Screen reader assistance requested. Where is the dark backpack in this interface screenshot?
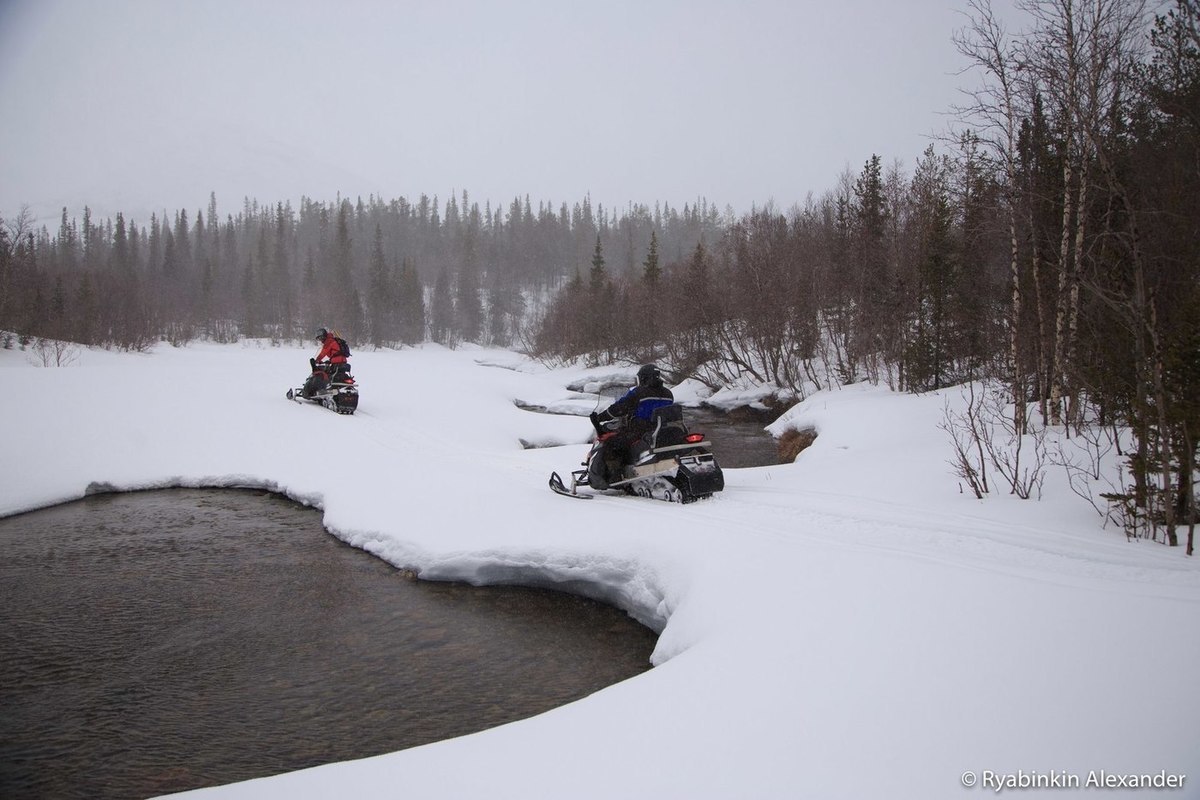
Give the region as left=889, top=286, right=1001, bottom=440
left=334, top=336, right=351, bottom=357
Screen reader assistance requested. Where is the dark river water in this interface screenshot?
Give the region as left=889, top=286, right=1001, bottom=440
left=0, top=489, right=658, bottom=800
left=683, top=407, right=781, bottom=469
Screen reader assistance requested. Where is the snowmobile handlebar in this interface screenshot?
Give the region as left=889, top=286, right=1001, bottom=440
left=588, top=411, right=621, bottom=437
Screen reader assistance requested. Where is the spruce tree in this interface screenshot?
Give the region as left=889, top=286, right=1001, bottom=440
left=271, top=205, right=294, bottom=339
left=397, top=258, right=425, bottom=345
left=333, top=200, right=358, bottom=336
left=74, top=271, right=96, bottom=344
left=642, top=230, right=661, bottom=287
left=455, top=265, right=484, bottom=344
left=366, top=224, right=393, bottom=346
left=430, top=268, right=454, bottom=346
left=589, top=235, right=606, bottom=293
left=241, top=254, right=262, bottom=338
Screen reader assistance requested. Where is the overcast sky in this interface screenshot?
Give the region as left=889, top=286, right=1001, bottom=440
left=0, top=0, right=1004, bottom=226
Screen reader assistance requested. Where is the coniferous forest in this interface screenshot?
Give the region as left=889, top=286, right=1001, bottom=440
left=1, top=0, right=1197, bottom=550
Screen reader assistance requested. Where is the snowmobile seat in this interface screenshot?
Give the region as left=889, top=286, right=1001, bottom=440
left=646, top=404, right=688, bottom=449
left=302, top=371, right=329, bottom=398
left=326, top=363, right=353, bottom=384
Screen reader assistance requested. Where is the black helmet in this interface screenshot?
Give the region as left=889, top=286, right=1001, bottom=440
left=315, top=327, right=328, bottom=342
left=636, top=364, right=662, bottom=386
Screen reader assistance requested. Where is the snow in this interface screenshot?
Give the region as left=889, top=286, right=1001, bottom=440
left=2, top=339, right=1197, bottom=800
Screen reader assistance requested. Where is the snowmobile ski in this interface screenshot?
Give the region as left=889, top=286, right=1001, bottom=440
left=549, top=471, right=594, bottom=499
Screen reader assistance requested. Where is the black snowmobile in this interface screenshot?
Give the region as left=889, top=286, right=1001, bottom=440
left=549, top=404, right=724, bottom=502
left=287, top=359, right=359, bottom=415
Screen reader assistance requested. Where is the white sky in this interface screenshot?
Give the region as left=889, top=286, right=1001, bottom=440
left=1, top=0, right=1001, bottom=225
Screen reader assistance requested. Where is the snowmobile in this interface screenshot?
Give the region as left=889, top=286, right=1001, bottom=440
left=286, top=359, right=358, bottom=415
left=549, top=403, right=724, bottom=502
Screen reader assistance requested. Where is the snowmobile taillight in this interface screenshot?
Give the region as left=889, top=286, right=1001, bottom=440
left=685, top=433, right=705, bottom=443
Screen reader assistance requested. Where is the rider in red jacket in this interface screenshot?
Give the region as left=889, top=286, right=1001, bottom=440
left=301, top=328, right=351, bottom=397
left=315, top=328, right=348, bottom=365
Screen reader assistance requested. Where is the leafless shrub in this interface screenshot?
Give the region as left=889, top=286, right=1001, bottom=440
left=980, top=386, right=1047, bottom=500
left=1047, top=417, right=1123, bottom=521
left=28, top=337, right=81, bottom=367
left=210, top=320, right=239, bottom=344
left=940, top=383, right=990, bottom=499
left=164, top=322, right=198, bottom=347
left=940, top=381, right=1047, bottom=500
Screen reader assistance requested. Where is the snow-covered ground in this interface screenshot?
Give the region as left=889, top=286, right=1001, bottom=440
left=2, top=339, right=1197, bottom=800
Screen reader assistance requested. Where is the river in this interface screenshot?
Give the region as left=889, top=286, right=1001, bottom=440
left=0, top=488, right=657, bottom=799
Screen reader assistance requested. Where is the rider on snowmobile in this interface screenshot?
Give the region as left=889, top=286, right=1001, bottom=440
left=314, top=327, right=349, bottom=369
left=302, top=327, right=351, bottom=397
left=590, top=364, right=674, bottom=481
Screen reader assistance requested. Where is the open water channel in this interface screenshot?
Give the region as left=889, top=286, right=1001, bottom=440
left=0, top=489, right=657, bottom=799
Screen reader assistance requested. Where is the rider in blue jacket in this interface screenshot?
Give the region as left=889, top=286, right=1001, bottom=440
left=590, top=364, right=674, bottom=484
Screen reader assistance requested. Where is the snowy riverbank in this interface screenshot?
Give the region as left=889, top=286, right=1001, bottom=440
left=2, top=339, right=1197, bottom=799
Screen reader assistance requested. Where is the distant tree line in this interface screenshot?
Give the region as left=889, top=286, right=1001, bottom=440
left=0, top=190, right=727, bottom=352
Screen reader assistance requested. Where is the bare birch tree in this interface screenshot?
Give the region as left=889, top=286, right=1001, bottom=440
left=1021, top=0, right=1149, bottom=427
left=954, top=0, right=1030, bottom=432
